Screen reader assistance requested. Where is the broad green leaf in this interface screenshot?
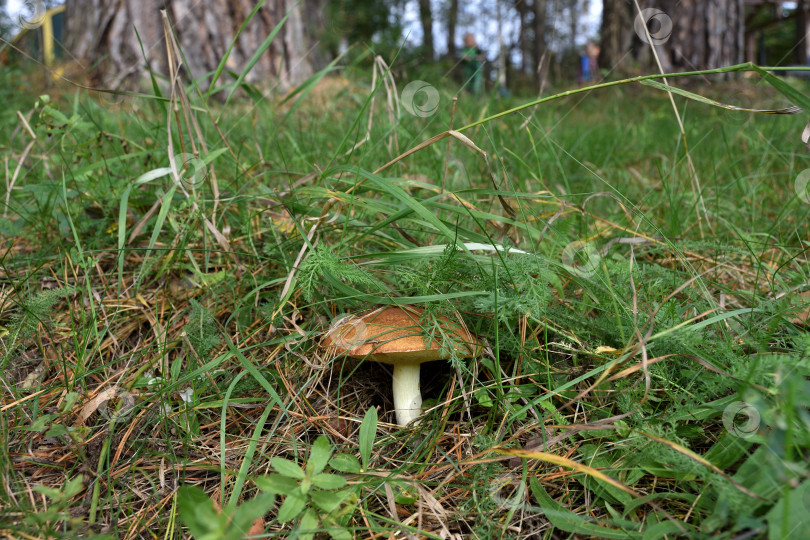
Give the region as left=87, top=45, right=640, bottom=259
left=226, top=492, right=274, bottom=540
left=326, top=524, right=352, bottom=540
left=58, top=392, right=81, bottom=413
left=254, top=474, right=299, bottom=495
left=311, top=473, right=346, bottom=490
left=329, top=454, right=361, bottom=474
left=642, top=521, right=691, bottom=540
left=270, top=458, right=305, bottom=480
left=326, top=487, right=356, bottom=513
left=299, top=476, right=313, bottom=496
left=310, top=488, right=344, bottom=513
left=170, top=357, right=183, bottom=381
left=277, top=491, right=306, bottom=523
left=44, top=424, right=68, bottom=438
left=474, top=388, right=494, bottom=408
left=177, top=485, right=227, bottom=539
left=764, top=480, right=810, bottom=540
left=388, top=481, right=418, bottom=505
left=40, top=105, right=69, bottom=125
left=359, top=407, right=377, bottom=470
left=27, top=414, right=54, bottom=432
left=296, top=508, right=319, bottom=540
left=63, top=476, right=86, bottom=498
left=307, top=435, right=332, bottom=476
left=34, top=476, right=85, bottom=501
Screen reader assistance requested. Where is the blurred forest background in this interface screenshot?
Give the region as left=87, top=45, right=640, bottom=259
left=3, top=1, right=810, bottom=96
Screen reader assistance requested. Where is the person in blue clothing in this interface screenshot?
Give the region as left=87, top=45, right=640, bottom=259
left=579, top=40, right=599, bottom=85
left=580, top=52, right=591, bottom=83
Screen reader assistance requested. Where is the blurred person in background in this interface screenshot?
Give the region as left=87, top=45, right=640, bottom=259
left=579, top=39, right=600, bottom=85
left=461, top=33, right=485, bottom=95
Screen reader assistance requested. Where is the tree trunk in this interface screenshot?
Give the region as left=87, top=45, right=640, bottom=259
left=599, top=0, right=633, bottom=72
left=63, top=0, right=319, bottom=92
left=797, top=0, right=809, bottom=65
left=532, top=0, right=547, bottom=89
left=601, top=0, right=744, bottom=74
left=419, top=0, right=434, bottom=60
left=447, top=0, right=458, bottom=58
left=496, top=0, right=507, bottom=88
left=514, top=0, right=529, bottom=73
left=568, top=0, right=577, bottom=52
left=648, top=0, right=744, bottom=71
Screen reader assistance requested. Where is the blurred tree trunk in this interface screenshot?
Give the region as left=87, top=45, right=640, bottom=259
left=600, top=0, right=744, bottom=73
left=532, top=0, right=547, bottom=89
left=568, top=0, right=577, bottom=51
left=797, top=0, right=809, bottom=65
left=419, top=0, right=434, bottom=59
left=447, top=0, right=458, bottom=58
left=599, top=0, right=633, bottom=72
left=63, top=0, right=320, bottom=91
left=655, top=0, right=744, bottom=71
left=514, top=0, right=530, bottom=73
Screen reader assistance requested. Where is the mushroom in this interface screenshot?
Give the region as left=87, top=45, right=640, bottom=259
left=322, top=306, right=481, bottom=426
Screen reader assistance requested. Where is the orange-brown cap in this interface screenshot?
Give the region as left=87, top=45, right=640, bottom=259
left=322, top=306, right=481, bottom=363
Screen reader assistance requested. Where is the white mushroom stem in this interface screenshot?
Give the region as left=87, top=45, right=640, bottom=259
left=391, top=362, right=423, bottom=426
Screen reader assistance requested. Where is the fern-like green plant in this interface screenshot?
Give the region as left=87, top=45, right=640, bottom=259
left=3, top=286, right=75, bottom=367
left=297, top=243, right=383, bottom=301
left=185, top=299, right=220, bottom=359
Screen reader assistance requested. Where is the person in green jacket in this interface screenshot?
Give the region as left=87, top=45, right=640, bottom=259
left=461, top=33, right=485, bottom=96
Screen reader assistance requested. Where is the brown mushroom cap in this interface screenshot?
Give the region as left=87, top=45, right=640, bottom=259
left=323, top=306, right=481, bottom=363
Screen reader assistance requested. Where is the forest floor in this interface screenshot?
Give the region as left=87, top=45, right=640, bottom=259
left=1, top=59, right=810, bottom=539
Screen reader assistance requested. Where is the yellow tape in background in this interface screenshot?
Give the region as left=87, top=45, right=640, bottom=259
left=42, top=11, right=54, bottom=66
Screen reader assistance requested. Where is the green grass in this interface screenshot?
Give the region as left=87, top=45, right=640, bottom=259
left=1, top=54, right=810, bottom=539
